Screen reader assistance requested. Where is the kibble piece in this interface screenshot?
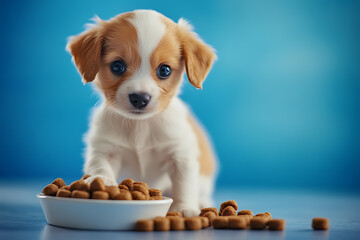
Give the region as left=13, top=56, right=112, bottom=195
left=71, top=190, right=90, bottom=199
left=167, top=212, right=182, bottom=217
left=213, top=217, right=229, bottom=229
left=106, top=186, right=120, bottom=199
left=113, top=190, right=132, bottom=200
left=220, top=200, right=238, bottom=213
left=131, top=184, right=150, bottom=199
left=149, top=189, right=162, bottom=197
left=268, top=219, right=286, bottom=231
left=120, top=178, right=134, bottom=190
left=169, top=217, right=185, bottom=230
left=60, top=185, right=70, bottom=191
left=81, top=174, right=91, bottom=180
left=237, top=215, right=252, bottom=225
left=90, top=177, right=106, bottom=192
left=133, top=181, right=149, bottom=189
left=238, top=210, right=253, bottom=217
left=199, top=216, right=209, bottom=228
left=52, top=178, right=66, bottom=188
left=135, top=219, right=154, bottom=231
left=43, top=184, right=59, bottom=196
left=255, top=212, right=272, bottom=220
left=185, top=217, right=202, bottom=230
left=250, top=217, right=268, bottom=230
left=92, top=191, right=109, bottom=200
left=221, top=206, right=237, bottom=216
left=228, top=216, right=247, bottom=229
left=56, top=189, right=71, bottom=198
left=150, top=196, right=162, bottom=200
left=312, top=217, right=329, bottom=230
left=131, top=191, right=146, bottom=200
left=200, top=207, right=219, bottom=216
left=69, top=180, right=90, bottom=192
left=154, top=217, right=170, bottom=231
left=203, top=211, right=216, bottom=226
left=118, top=184, right=129, bottom=191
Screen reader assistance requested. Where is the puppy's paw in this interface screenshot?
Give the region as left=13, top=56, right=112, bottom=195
left=84, top=175, right=117, bottom=186
left=170, top=205, right=200, bottom=217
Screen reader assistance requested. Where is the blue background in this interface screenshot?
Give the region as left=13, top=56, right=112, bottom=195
left=0, top=0, right=359, bottom=191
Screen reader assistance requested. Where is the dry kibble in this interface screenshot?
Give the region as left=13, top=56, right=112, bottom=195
left=120, top=178, right=134, bottom=190
left=154, top=217, right=170, bottom=231
left=56, top=189, right=71, bottom=198
left=220, top=200, right=238, bottom=213
left=42, top=184, right=59, bottom=196
left=149, top=189, right=162, bottom=197
left=81, top=174, right=91, bottom=180
left=250, top=217, right=268, bottom=230
left=200, top=207, right=219, bottom=216
left=237, top=215, right=252, bottom=225
left=199, top=217, right=209, bottom=228
left=52, top=178, right=66, bottom=188
left=113, top=190, right=132, bottom=200
left=133, top=182, right=149, bottom=189
left=60, top=186, right=70, bottom=191
left=221, top=206, right=237, bottom=216
left=268, top=219, right=286, bottom=231
left=312, top=217, right=329, bottom=230
left=185, top=217, right=202, bottom=230
left=228, top=216, right=247, bottom=229
left=118, top=184, right=129, bottom=191
left=167, top=212, right=182, bottom=217
left=106, top=186, right=120, bottom=199
left=203, top=211, right=216, bottom=226
left=131, top=191, right=146, bottom=200
left=69, top=180, right=90, bottom=192
left=89, top=178, right=106, bottom=192
left=169, top=216, right=185, bottom=230
left=255, top=212, right=272, bottom=220
left=91, top=191, right=109, bottom=200
left=71, top=190, right=90, bottom=199
left=149, top=196, right=162, bottom=200
left=135, top=219, right=154, bottom=231
left=131, top=184, right=150, bottom=199
left=238, top=210, right=253, bottom=217
left=213, top=217, right=229, bottom=229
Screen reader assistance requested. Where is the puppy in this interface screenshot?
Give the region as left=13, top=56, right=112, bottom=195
left=67, top=10, right=217, bottom=217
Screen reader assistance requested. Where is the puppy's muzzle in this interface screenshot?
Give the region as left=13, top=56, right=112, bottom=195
left=129, top=93, right=151, bottom=109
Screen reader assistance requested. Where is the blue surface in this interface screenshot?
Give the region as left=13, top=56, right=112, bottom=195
left=0, top=1, right=360, bottom=190
left=1, top=180, right=360, bottom=240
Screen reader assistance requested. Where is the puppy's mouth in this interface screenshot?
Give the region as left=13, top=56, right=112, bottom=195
left=130, top=109, right=146, bottom=115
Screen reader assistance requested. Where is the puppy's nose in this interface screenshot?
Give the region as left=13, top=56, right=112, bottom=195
left=129, top=93, right=151, bottom=109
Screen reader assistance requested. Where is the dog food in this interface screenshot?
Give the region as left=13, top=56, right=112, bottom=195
left=135, top=219, right=154, bottom=231
left=154, top=217, right=170, bottom=231
left=312, top=217, right=329, bottom=230
left=166, top=212, right=182, bottom=217
left=267, top=219, right=286, bottom=231
left=71, top=190, right=90, bottom=199
left=219, top=200, right=238, bottom=216
left=228, top=216, right=247, bottom=229
left=213, top=217, right=229, bottom=229
left=221, top=206, right=237, bottom=216
left=249, top=217, right=268, bottom=230
left=199, top=216, right=210, bottom=228
left=42, top=177, right=163, bottom=201
left=255, top=212, right=272, bottom=220
left=185, top=217, right=202, bottom=230
left=169, top=216, right=185, bottom=230
left=238, top=210, right=253, bottom=217
left=203, top=211, right=217, bottom=225
left=200, top=207, right=219, bottom=216
left=91, top=191, right=109, bottom=200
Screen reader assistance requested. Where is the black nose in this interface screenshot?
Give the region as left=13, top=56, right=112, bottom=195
left=129, top=93, right=151, bottom=109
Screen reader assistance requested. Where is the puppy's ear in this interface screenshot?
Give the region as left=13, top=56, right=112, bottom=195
left=177, top=18, right=217, bottom=89
left=66, top=22, right=104, bottom=84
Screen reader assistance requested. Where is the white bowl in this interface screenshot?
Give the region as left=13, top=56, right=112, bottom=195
left=37, top=193, right=173, bottom=230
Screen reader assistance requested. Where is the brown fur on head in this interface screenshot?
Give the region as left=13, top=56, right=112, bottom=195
left=67, top=10, right=216, bottom=119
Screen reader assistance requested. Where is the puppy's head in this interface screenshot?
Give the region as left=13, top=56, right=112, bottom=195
left=67, top=10, right=216, bottom=120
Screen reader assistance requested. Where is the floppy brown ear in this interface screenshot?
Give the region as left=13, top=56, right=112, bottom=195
left=66, top=25, right=103, bottom=84
left=178, top=19, right=217, bottom=89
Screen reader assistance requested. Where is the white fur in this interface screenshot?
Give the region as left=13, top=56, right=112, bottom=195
left=80, top=10, right=215, bottom=217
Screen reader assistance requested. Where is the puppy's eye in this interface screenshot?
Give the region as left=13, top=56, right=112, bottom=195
left=156, top=64, right=172, bottom=79
left=110, top=60, right=126, bottom=76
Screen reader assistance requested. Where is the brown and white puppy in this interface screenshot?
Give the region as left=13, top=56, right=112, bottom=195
left=67, top=10, right=217, bottom=217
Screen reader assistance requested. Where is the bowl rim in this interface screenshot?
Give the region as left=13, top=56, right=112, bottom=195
left=37, top=193, right=173, bottom=205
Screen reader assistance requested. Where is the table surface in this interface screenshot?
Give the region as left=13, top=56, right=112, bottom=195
left=1, top=180, right=359, bottom=240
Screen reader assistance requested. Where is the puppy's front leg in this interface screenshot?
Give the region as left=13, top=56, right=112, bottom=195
left=169, top=158, right=200, bottom=217
left=83, top=146, right=120, bottom=186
